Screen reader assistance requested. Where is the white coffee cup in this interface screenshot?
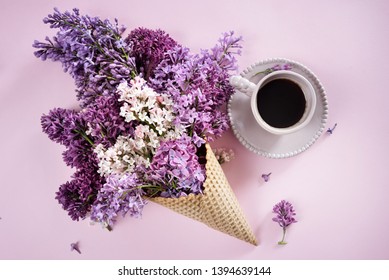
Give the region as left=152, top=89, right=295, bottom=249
left=230, top=70, right=316, bottom=135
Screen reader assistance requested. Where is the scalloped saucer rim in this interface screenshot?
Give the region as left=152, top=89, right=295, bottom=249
left=228, top=58, right=329, bottom=159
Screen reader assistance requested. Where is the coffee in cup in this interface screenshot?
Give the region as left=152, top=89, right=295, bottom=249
left=230, top=70, right=316, bottom=135
left=256, top=78, right=306, bottom=128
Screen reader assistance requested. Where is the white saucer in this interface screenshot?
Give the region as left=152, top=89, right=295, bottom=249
left=228, top=58, right=328, bottom=159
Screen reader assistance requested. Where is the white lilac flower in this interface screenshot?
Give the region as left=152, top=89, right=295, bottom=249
left=94, top=135, right=151, bottom=177
left=117, top=77, right=178, bottom=137
left=94, top=119, right=175, bottom=178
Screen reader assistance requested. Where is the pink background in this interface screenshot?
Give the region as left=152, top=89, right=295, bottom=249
left=1, top=0, right=389, bottom=260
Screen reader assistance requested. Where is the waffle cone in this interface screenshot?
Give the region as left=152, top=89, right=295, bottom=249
left=148, top=143, right=258, bottom=246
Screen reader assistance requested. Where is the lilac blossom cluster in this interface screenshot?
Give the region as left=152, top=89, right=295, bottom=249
left=34, top=8, right=242, bottom=229
left=41, top=108, right=103, bottom=220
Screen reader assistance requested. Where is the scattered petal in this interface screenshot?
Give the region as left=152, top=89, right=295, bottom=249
left=261, top=172, right=272, bottom=182
left=326, top=123, right=338, bottom=134
left=70, top=242, right=81, bottom=254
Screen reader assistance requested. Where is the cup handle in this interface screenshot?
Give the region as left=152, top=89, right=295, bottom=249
left=229, top=75, right=257, bottom=97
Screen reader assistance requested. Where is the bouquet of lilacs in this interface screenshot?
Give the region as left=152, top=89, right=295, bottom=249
left=34, top=8, right=257, bottom=245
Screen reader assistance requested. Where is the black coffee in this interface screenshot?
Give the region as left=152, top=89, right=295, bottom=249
left=256, top=79, right=306, bottom=128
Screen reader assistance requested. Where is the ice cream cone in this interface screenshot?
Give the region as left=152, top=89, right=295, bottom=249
left=148, top=143, right=258, bottom=246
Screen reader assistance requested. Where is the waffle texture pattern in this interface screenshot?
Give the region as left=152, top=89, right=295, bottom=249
left=149, top=143, right=258, bottom=245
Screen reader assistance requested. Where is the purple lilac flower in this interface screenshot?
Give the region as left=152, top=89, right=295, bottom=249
left=42, top=108, right=106, bottom=220
left=71, top=168, right=102, bottom=202
left=90, top=173, right=147, bottom=229
left=62, top=111, right=93, bottom=147
left=125, top=28, right=178, bottom=80
left=55, top=167, right=104, bottom=221
left=41, top=108, right=78, bottom=146
left=83, top=95, right=134, bottom=148
left=210, top=31, right=242, bottom=72
left=33, top=8, right=136, bottom=107
left=41, top=108, right=98, bottom=169
left=61, top=140, right=97, bottom=170
left=151, top=31, right=242, bottom=144
left=272, top=200, right=297, bottom=245
left=55, top=180, right=90, bottom=221
left=147, top=135, right=206, bottom=198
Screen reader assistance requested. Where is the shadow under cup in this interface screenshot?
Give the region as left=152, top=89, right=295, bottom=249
left=252, top=71, right=316, bottom=135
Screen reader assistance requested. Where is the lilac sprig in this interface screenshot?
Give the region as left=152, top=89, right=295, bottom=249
left=211, top=31, right=242, bottom=72
left=272, top=200, right=297, bottom=245
left=33, top=8, right=136, bottom=107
